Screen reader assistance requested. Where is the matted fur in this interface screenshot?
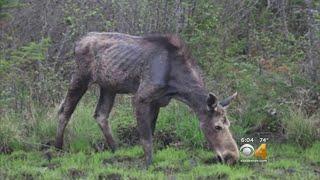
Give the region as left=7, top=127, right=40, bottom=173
left=143, top=34, right=195, bottom=64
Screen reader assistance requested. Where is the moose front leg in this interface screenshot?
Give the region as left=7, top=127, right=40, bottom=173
left=134, top=101, right=157, bottom=168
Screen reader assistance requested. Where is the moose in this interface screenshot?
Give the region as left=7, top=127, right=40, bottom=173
left=55, top=32, right=239, bottom=166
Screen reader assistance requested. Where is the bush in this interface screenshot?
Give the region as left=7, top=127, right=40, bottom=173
left=0, top=113, right=22, bottom=151
left=0, top=103, right=59, bottom=152
left=283, top=109, right=318, bottom=147
left=305, top=141, right=320, bottom=165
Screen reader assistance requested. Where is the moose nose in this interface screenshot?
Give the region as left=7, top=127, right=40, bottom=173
left=222, top=153, right=239, bottom=165
left=217, top=155, right=223, bottom=163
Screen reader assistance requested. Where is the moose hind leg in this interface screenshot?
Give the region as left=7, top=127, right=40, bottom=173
left=55, top=75, right=89, bottom=149
left=94, top=88, right=116, bottom=152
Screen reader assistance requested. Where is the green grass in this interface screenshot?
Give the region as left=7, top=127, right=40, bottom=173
left=283, top=109, right=318, bottom=147
left=306, top=142, right=320, bottom=166
left=1, top=143, right=319, bottom=179
left=0, top=96, right=319, bottom=179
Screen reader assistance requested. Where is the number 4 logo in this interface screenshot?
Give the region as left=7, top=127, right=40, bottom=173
left=254, top=144, right=267, bottom=160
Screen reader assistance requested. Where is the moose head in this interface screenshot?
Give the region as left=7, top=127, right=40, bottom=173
left=200, top=92, right=239, bottom=165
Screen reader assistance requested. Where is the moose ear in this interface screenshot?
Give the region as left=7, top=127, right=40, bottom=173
left=219, top=92, right=237, bottom=108
left=207, top=93, right=218, bottom=110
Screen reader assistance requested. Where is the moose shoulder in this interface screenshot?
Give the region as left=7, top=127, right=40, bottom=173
left=54, top=32, right=239, bottom=167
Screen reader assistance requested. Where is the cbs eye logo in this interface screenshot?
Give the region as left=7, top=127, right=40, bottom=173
left=239, top=143, right=267, bottom=160
left=239, top=144, right=255, bottom=157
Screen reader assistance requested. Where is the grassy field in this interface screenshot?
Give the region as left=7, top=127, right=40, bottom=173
left=1, top=1, right=320, bottom=179
left=0, top=97, right=319, bottom=179
left=0, top=143, right=320, bottom=179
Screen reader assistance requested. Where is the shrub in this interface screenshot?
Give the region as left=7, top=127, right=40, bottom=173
left=283, top=109, right=318, bottom=147
left=0, top=113, right=22, bottom=151
left=305, top=141, right=320, bottom=165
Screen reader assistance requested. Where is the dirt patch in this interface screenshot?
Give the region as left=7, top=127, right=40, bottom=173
left=117, top=156, right=136, bottom=162
left=311, top=162, right=320, bottom=166
left=153, top=166, right=181, bottom=174
left=116, top=124, right=140, bottom=146
left=102, top=156, right=136, bottom=165
left=310, top=163, right=320, bottom=175
left=91, top=140, right=108, bottom=152
left=41, top=162, right=60, bottom=170
left=285, top=168, right=296, bottom=174
left=102, top=158, right=114, bottom=165
left=102, top=156, right=144, bottom=169
left=196, top=173, right=228, bottom=180
left=314, top=167, right=320, bottom=175
left=39, top=140, right=54, bottom=151
left=203, top=157, right=221, bottom=165
left=42, top=150, right=54, bottom=162
left=116, top=124, right=181, bottom=149
left=0, top=170, right=7, bottom=179
left=68, top=168, right=86, bottom=179
left=154, top=130, right=180, bottom=149
left=103, top=156, right=136, bottom=164
left=20, top=172, right=34, bottom=180
left=0, top=145, right=13, bottom=154
left=98, top=173, right=122, bottom=180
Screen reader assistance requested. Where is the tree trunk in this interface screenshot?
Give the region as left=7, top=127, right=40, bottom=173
left=304, top=0, right=319, bottom=82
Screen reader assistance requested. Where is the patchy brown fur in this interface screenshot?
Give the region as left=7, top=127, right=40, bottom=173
left=143, top=34, right=195, bottom=65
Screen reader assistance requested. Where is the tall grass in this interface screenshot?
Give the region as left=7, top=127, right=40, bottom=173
left=0, top=113, right=22, bottom=149
left=0, top=102, right=58, bottom=151
left=283, top=109, right=319, bottom=147
left=0, top=95, right=207, bottom=152
left=1, top=94, right=319, bottom=153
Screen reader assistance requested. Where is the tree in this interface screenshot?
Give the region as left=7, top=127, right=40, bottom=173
left=304, top=0, right=320, bottom=82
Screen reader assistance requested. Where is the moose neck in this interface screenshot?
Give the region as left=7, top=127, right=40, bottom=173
left=169, top=59, right=209, bottom=116
left=172, top=82, right=209, bottom=116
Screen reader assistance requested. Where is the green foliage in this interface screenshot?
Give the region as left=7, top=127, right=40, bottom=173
left=1, top=0, right=319, bottom=151
left=66, top=101, right=101, bottom=152
left=114, top=146, right=143, bottom=158
left=0, top=0, right=6, bottom=7
left=0, top=113, right=22, bottom=148
left=157, top=101, right=205, bottom=148
left=0, top=38, right=50, bottom=76
left=305, top=141, right=320, bottom=165
left=1, top=38, right=67, bottom=114
left=0, top=103, right=57, bottom=151
left=0, top=0, right=21, bottom=21
left=0, top=1, right=319, bottom=179
left=1, top=143, right=317, bottom=179
left=180, top=0, right=320, bottom=138
left=260, top=143, right=319, bottom=179
left=154, top=148, right=188, bottom=163
left=267, top=159, right=302, bottom=169
left=283, top=109, right=318, bottom=147
left=268, top=143, right=303, bottom=159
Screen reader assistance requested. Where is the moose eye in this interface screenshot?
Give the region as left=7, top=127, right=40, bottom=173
left=215, top=125, right=222, bottom=130
left=223, top=117, right=228, bottom=124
